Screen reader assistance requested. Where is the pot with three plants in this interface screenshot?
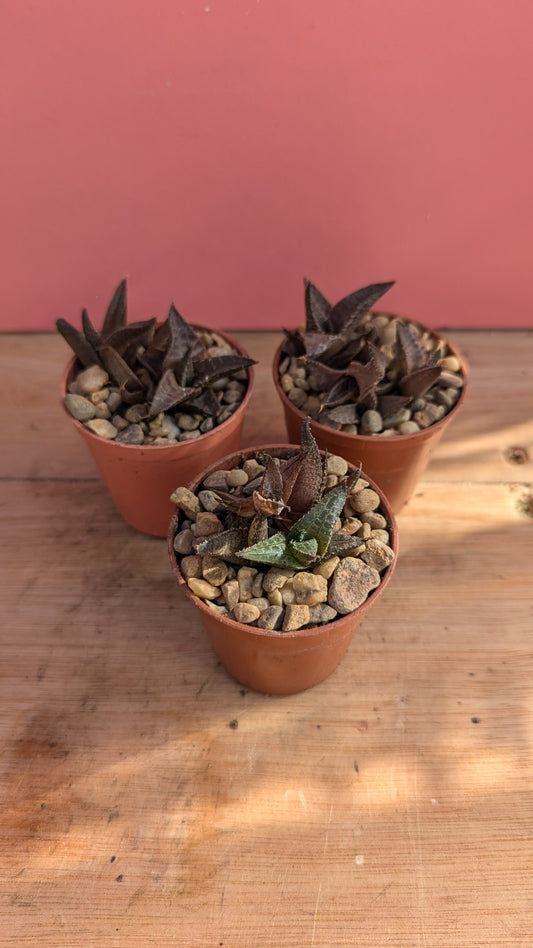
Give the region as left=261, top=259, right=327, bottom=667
left=58, top=280, right=256, bottom=536
left=273, top=279, right=468, bottom=513
left=168, top=418, right=398, bottom=694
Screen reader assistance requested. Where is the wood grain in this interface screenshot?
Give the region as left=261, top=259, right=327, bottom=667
left=1, top=331, right=532, bottom=947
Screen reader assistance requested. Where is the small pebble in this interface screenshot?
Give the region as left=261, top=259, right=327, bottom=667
left=177, top=412, right=201, bottom=430
left=170, top=487, right=200, bottom=521
left=179, top=430, right=201, bottom=442
left=292, top=572, right=328, bottom=606
left=360, top=538, right=395, bottom=571
left=195, top=512, right=224, bottom=537
left=115, top=423, right=144, bottom=445
left=328, top=558, right=381, bottom=614
left=187, top=578, right=220, bottom=600
left=313, top=557, right=340, bottom=580
left=237, top=566, right=258, bottom=601
left=360, top=410, right=383, bottom=434
left=398, top=420, right=420, bottom=435
left=309, top=603, right=338, bottom=625
left=233, top=602, right=261, bottom=624
left=226, top=468, right=249, bottom=488
left=94, top=402, right=111, bottom=420
left=202, top=554, right=229, bottom=587
left=262, top=567, right=294, bottom=592
left=256, top=606, right=284, bottom=631
left=203, top=470, right=230, bottom=490
left=64, top=394, right=96, bottom=423
left=349, top=488, right=380, bottom=513
left=85, top=418, right=118, bottom=439
left=106, top=391, right=123, bottom=413
left=89, top=388, right=110, bottom=405
left=197, top=490, right=222, bottom=512
left=267, top=588, right=283, bottom=607
left=243, top=459, right=266, bottom=480
left=124, top=404, right=149, bottom=424
left=282, top=604, right=311, bottom=631
left=180, top=555, right=203, bottom=579
left=248, top=597, right=270, bottom=614
left=76, top=365, right=109, bottom=395
left=221, top=580, right=240, bottom=611
left=173, top=529, right=194, bottom=555
left=327, top=455, right=348, bottom=477
left=111, top=414, right=129, bottom=431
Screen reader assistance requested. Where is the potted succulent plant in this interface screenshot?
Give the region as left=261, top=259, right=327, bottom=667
left=58, top=279, right=256, bottom=536
left=273, top=279, right=468, bottom=512
left=168, top=418, right=398, bottom=694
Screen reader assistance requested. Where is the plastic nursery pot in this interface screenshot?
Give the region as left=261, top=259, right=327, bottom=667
left=61, top=328, right=255, bottom=537
left=272, top=322, right=468, bottom=514
left=168, top=445, right=398, bottom=695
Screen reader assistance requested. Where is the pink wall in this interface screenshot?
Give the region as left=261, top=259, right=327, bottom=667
left=2, top=0, right=532, bottom=331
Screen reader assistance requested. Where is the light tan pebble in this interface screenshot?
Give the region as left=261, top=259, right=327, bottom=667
left=106, top=391, right=122, bottom=413
left=267, top=588, right=283, bottom=607
left=382, top=408, right=411, bottom=428
left=226, top=468, right=248, bottom=488
left=111, top=414, right=129, bottom=431
left=309, top=603, right=338, bottom=625
left=327, top=455, right=349, bottom=477
left=94, top=402, right=111, bottom=419
left=325, top=474, right=339, bottom=489
left=378, top=428, right=397, bottom=437
left=243, top=459, right=265, bottom=480
left=199, top=417, right=215, bottom=433
left=280, top=580, right=296, bottom=605
left=357, top=522, right=372, bottom=539
left=152, top=436, right=177, bottom=445
left=205, top=601, right=229, bottom=616
left=202, top=554, right=229, bottom=587
left=328, top=558, right=381, bottom=614
left=371, top=529, right=390, bottom=544
left=221, top=579, right=240, bottom=611
left=341, top=424, right=358, bottom=434
left=288, top=388, right=307, bottom=408
left=373, top=314, right=390, bottom=330
left=361, top=410, right=383, bottom=434
left=293, top=378, right=310, bottom=391
left=333, top=517, right=342, bottom=532
left=351, top=478, right=369, bottom=492
left=360, top=538, right=395, bottom=571
left=179, top=430, right=201, bottom=441
left=262, top=567, right=294, bottom=592
left=434, top=387, right=460, bottom=409
left=302, top=395, right=321, bottom=415
left=89, top=388, right=110, bottom=405
left=216, top=407, right=235, bottom=425
left=360, top=511, right=387, bottom=529
left=340, top=517, right=364, bottom=536
left=187, top=578, right=220, bottom=600
left=233, top=602, right=261, bottom=624
left=412, top=405, right=445, bottom=429
left=251, top=573, right=264, bottom=598
left=398, top=420, right=420, bottom=435
left=195, top=512, right=224, bottom=537
left=439, top=355, right=462, bottom=373
left=176, top=412, right=201, bottom=430
left=293, top=572, right=328, bottom=606
left=85, top=418, right=118, bottom=439
left=282, top=604, right=310, bottom=631
left=210, top=375, right=230, bottom=392
left=350, top=488, right=380, bottom=513
left=203, top=470, right=230, bottom=490
left=256, top=605, right=284, bottom=631
left=237, top=566, right=258, bottom=601
left=248, top=597, right=269, bottom=613
left=313, top=556, right=340, bottom=580
left=173, top=529, right=194, bottom=555
left=76, top=364, right=110, bottom=395
left=64, top=393, right=96, bottom=422
left=280, top=373, right=294, bottom=393
left=439, top=370, right=464, bottom=389
left=180, top=555, right=203, bottom=580
left=170, top=487, right=200, bottom=520
left=197, top=490, right=222, bottom=512
left=124, top=403, right=149, bottom=423
left=278, top=356, right=290, bottom=375
left=288, top=360, right=306, bottom=380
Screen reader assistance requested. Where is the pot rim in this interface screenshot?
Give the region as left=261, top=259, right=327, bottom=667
left=273, top=313, right=469, bottom=444
left=60, top=324, right=255, bottom=452
left=168, top=442, right=399, bottom=640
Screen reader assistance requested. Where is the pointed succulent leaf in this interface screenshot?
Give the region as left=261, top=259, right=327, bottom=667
left=345, top=343, right=387, bottom=401
left=163, top=304, right=204, bottom=370
left=399, top=365, right=442, bottom=399
left=377, top=393, right=411, bottom=418
left=260, top=456, right=284, bottom=503
left=329, top=281, right=395, bottom=334
left=101, top=279, right=127, bottom=341
left=252, top=490, right=287, bottom=518
left=288, top=468, right=361, bottom=557
left=192, top=353, right=255, bottom=385
left=304, top=279, right=332, bottom=333
left=281, top=327, right=306, bottom=358
left=239, top=532, right=305, bottom=570
left=281, top=417, right=325, bottom=512
left=321, top=375, right=357, bottom=408
left=247, top=512, right=270, bottom=546
left=103, top=318, right=157, bottom=359
left=98, top=344, right=144, bottom=391
left=396, top=321, right=425, bottom=377
left=81, top=308, right=101, bottom=349
left=209, top=490, right=258, bottom=519
left=301, top=332, right=347, bottom=364
left=56, top=318, right=101, bottom=368
left=184, top=387, right=220, bottom=417
left=325, top=403, right=359, bottom=425
left=288, top=536, right=319, bottom=565
left=149, top=368, right=201, bottom=415
left=195, top=527, right=249, bottom=562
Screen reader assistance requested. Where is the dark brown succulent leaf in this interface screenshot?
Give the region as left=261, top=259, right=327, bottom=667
left=98, top=344, right=144, bottom=391
left=396, top=321, right=425, bottom=377
left=247, top=512, right=270, bottom=545
left=260, top=456, right=284, bottom=503
left=149, top=368, right=201, bottom=415
left=101, top=279, right=127, bottom=341
left=399, top=366, right=442, bottom=399
left=120, top=378, right=150, bottom=405
left=301, top=332, right=347, bottom=364
left=194, top=527, right=249, bottom=562
left=137, top=347, right=166, bottom=381
left=192, top=354, right=255, bottom=385
left=377, top=393, right=411, bottom=418
left=163, top=304, right=204, bottom=370
left=103, top=318, right=157, bottom=359
left=184, top=387, right=220, bottom=417
left=281, top=328, right=306, bottom=358
left=281, top=416, right=325, bottom=512
left=81, top=308, right=101, bottom=349
left=326, top=404, right=359, bottom=425
left=56, top=318, right=101, bottom=368
left=252, top=491, right=287, bottom=517
left=304, top=279, right=332, bottom=333
left=321, top=375, right=357, bottom=408
left=345, top=343, right=387, bottom=401
left=208, top=490, right=258, bottom=519
left=329, top=281, right=395, bottom=334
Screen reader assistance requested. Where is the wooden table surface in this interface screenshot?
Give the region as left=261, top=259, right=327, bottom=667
left=1, top=330, right=532, bottom=947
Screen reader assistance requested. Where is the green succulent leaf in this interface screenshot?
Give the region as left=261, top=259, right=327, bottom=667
left=288, top=468, right=360, bottom=557
left=239, top=532, right=305, bottom=570
left=288, top=537, right=319, bottom=565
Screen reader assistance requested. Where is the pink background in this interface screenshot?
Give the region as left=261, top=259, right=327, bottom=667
left=2, top=0, right=532, bottom=332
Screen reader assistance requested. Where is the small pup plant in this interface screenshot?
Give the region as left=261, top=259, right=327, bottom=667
left=278, top=279, right=465, bottom=436
left=57, top=279, right=256, bottom=446
left=171, top=418, right=396, bottom=633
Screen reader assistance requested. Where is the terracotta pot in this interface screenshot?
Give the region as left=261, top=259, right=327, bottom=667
left=272, top=321, right=468, bottom=513
left=61, top=328, right=255, bottom=537
left=168, top=445, right=398, bottom=695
